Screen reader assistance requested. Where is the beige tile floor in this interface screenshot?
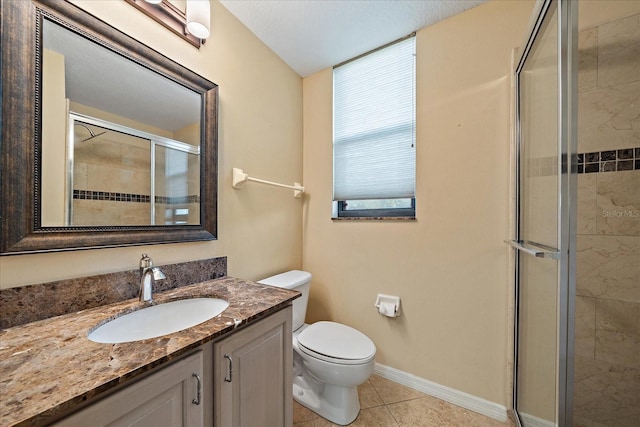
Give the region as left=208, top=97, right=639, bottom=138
left=293, top=375, right=515, bottom=427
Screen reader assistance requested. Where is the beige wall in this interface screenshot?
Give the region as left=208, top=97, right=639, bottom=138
left=0, top=1, right=303, bottom=288
left=302, top=0, right=534, bottom=406
left=41, top=49, right=68, bottom=226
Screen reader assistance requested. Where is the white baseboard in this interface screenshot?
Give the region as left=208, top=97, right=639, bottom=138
left=518, top=412, right=555, bottom=427
left=373, top=363, right=508, bottom=422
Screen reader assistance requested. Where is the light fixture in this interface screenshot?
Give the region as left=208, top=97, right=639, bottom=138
left=186, top=0, right=210, bottom=39
left=144, top=0, right=163, bottom=4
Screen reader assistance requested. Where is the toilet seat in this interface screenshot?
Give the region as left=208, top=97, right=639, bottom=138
left=296, top=321, right=376, bottom=365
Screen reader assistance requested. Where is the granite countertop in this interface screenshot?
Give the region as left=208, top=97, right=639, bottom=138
left=0, top=277, right=298, bottom=427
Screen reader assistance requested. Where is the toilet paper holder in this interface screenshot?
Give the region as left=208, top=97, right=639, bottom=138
left=375, top=294, right=401, bottom=317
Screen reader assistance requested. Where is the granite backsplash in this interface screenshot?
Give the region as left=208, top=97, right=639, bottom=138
left=0, top=257, right=227, bottom=329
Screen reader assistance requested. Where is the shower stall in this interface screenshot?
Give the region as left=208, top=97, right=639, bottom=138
left=67, top=113, right=201, bottom=227
left=511, top=0, right=639, bottom=426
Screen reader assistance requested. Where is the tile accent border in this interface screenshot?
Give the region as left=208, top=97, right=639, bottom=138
left=528, top=146, right=640, bottom=177
left=578, top=146, right=640, bottom=174
left=74, top=189, right=151, bottom=203
left=73, top=189, right=200, bottom=204
left=373, top=362, right=508, bottom=422
left=0, top=256, right=227, bottom=329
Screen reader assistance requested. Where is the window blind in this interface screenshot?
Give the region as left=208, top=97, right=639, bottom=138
left=333, top=36, right=416, bottom=201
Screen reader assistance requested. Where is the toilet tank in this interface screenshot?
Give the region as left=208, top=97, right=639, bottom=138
left=258, top=270, right=311, bottom=331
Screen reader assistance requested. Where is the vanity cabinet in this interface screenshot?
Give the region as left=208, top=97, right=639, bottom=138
left=51, top=306, right=292, bottom=427
left=54, top=348, right=212, bottom=427
left=214, top=306, right=293, bottom=427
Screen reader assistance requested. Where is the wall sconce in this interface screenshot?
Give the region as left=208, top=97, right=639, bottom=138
left=126, top=0, right=210, bottom=48
left=186, top=0, right=211, bottom=39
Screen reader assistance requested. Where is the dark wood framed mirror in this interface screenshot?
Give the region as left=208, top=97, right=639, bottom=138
left=1, top=0, right=218, bottom=254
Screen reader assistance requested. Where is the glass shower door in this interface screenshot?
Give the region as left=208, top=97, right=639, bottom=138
left=153, top=143, right=201, bottom=225
left=510, top=0, right=577, bottom=426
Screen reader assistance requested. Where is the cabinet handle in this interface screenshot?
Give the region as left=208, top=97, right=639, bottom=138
left=224, top=354, right=233, bottom=383
left=192, top=373, right=201, bottom=405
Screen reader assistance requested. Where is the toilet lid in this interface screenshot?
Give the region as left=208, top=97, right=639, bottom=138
left=297, top=321, right=376, bottom=362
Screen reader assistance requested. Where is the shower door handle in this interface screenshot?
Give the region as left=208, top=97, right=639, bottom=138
left=505, top=240, right=560, bottom=260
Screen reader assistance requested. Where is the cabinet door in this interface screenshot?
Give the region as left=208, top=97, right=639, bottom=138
left=214, top=306, right=292, bottom=427
left=55, top=350, right=206, bottom=427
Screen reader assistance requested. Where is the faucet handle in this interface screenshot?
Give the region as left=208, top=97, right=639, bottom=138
left=151, top=267, right=166, bottom=280
left=140, top=253, right=153, bottom=269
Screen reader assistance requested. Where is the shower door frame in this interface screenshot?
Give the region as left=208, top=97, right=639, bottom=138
left=511, top=0, right=578, bottom=426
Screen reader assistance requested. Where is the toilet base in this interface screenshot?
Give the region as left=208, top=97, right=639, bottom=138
left=292, top=375, right=360, bottom=426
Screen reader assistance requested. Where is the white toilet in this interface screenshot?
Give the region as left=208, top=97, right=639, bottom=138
left=259, top=270, right=376, bottom=426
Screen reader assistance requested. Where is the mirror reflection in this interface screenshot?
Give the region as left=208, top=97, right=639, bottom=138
left=41, top=18, right=201, bottom=227
left=65, top=115, right=200, bottom=226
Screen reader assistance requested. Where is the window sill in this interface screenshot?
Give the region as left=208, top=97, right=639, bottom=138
left=331, top=216, right=416, bottom=221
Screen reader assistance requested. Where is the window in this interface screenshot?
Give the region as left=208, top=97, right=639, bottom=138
left=333, top=35, right=416, bottom=218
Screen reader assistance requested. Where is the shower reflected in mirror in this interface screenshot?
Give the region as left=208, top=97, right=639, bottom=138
left=65, top=114, right=200, bottom=227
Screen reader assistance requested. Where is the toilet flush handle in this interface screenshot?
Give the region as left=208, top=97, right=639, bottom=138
left=224, top=354, right=233, bottom=382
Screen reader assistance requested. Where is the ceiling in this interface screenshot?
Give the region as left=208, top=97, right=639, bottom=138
left=219, top=0, right=487, bottom=77
left=43, top=1, right=488, bottom=132
left=44, top=19, right=201, bottom=133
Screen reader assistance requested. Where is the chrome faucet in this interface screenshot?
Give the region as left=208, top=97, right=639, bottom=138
left=139, top=254, right=166, bottom=302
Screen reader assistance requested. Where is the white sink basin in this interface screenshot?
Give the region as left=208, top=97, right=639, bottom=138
left=89, top=298, right=229, bottom=344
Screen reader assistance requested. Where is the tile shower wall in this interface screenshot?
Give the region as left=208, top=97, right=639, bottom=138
left=73, top=134, right=200, bottom=226
left=73, top=132, right=151, bottom=225
left=574, top=13, right=640, bottom=427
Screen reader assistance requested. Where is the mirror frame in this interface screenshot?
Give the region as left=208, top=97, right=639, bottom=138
left=1, top=0, right=218, bottom=254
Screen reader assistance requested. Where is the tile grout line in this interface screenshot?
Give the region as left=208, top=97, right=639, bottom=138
left=367, top=378, right=403, bottom=426
left=382, top=404, right=401, bottom=427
